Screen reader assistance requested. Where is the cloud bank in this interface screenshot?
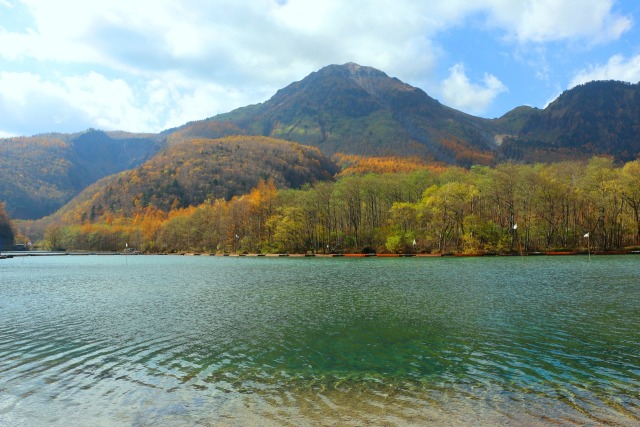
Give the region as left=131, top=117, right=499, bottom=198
left=0, top=0, right=634, bottom=136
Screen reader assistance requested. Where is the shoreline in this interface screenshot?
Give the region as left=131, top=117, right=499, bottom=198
left=3, top=250, right=640, bottom=258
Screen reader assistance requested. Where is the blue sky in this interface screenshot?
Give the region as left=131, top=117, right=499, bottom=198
left=1, top=0, right=639, bottom=137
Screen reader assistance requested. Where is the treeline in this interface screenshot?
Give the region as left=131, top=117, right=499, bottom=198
left=35, top=157, right=640, bottom=254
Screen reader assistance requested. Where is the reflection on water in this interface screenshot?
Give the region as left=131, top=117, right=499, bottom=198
left=0, top=255, right=638, bottom=426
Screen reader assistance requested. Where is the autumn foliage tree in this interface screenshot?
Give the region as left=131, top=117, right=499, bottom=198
left=18, top=156, right=640, bottom=255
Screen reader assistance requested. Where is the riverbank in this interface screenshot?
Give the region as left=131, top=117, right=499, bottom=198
left=4, top=250, right=640, bottom=258
left=187, top=250, right=640, bottom=257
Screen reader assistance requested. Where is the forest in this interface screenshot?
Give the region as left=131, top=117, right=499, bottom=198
left=20, top=156, right=640, bottom=255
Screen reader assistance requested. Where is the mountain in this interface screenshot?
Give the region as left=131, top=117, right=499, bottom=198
left=3, top=64, right=640, bottom=222
left=171, top=63, right=497, bottom=165
left=0, top=130, right=162, bottom=219
left=495, top=80, right=640, bottom=162
left=50, top=136, right=338, bottom=224
left=173, top=65, right=640, bottom=165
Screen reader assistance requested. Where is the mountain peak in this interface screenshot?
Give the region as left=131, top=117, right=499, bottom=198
left=310, top=62, right=419, bottom=101
left=320, top=62, right=388, bottom=78
left=205, top=62, right=493, bottom=162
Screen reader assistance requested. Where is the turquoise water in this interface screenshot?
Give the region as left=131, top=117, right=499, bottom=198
left=0, top=255, right=638, bottom=426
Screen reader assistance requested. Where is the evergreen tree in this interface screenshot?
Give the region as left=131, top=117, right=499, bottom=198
left=0, top=203, right=15, bottom=249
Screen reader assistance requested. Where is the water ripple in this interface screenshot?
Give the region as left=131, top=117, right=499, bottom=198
left=0, top=255, right=638, bottom=426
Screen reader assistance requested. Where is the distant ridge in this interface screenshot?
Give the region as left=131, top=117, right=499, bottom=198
left=0, top=130, right=161, bottom=219
left=495, top=80, right=640, bottom=162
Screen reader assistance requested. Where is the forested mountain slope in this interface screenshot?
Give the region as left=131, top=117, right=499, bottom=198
left=0, top=130, right=161, bottom=219
left=495, top=80, right=640, bottom=162
left=49, top=136, right=338, bottom=225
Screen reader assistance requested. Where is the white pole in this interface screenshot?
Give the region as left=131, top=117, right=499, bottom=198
left=513, top=224, right=523, bottom=260
left=584, top=233, right=590, bottom=261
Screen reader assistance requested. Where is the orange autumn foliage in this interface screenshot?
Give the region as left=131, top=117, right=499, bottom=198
left=440, top=137, right=495, bottom=166
left=335, top=154, right=444, bottom=176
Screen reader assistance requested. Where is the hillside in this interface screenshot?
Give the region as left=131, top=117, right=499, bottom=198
left=50, top=136, right=338, bottom=224
left=495, top=80, right=640, bottom=162
left=172, top=63, right=497, bottom=165
left=0, top=130, right=161, bottom=219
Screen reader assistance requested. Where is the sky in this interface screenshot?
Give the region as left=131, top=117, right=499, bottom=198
left=1, top=0, right=639, bottom=138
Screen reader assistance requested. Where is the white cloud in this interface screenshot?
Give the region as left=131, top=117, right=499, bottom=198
left=3, top=1, right=631, bottom=69
left=0, top=72, right=84, bottom=135
left=2, top=0, right=438, bottom=84
left=143, top=74, right=270, bottom=130
left=436, top=0, right=632, bottom=44
left=0, top=72, right=134, bottom=134
left=569, top=54, right=640, bottom=87
left=441, top=64, right=508, bottom=115
left=0, top=0, right=634, bottom=134
left=0, top=70, right=266, bottom=136
left=0, top=0, right=446, bottom=134
left=485, top=0, right=631, bottom=44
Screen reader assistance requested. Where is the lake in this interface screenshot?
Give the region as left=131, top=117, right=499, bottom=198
left=0, top=255, right=638, bottom=426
